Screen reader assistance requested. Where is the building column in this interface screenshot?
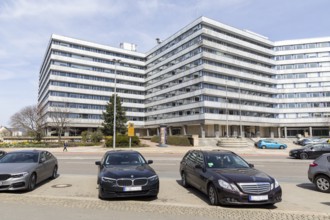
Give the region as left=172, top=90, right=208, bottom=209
left=147, top=129, right=150, bottom=137
left=309, top=127, right=313, bottom=137
left=182, top=125, right=187, bottom=135
left=157, top=128, right=160, bottom=136
left=169, top=127, right=172, bottom=136
left=284, top=127, right=287, bottom=138
left=200, top=124, right=205, bottom=138
left=256, top=126, right=260, bottom=138
left=218, top=125, right=222, bottom=137
left=214, top=124, right=219, bottom=138
left=47, top=127, right=52, bottom=136
left=270, top=128, right=274, bottom=138
left=278, top=127, right=281, bottom=138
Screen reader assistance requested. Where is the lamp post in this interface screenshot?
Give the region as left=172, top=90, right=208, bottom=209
left=112, top=59, right=121, bottom=149
left=238, top=79, right=243, bottom=137
left=225, top=79, right=229, bottom=138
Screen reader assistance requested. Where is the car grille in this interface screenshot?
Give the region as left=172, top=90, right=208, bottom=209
left=117, top=178, right=148, bottom=187
left=0, top=174, right=11, bottom=181
left=237, top=182, right=271, bottom=194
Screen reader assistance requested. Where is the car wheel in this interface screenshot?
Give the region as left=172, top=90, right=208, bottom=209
left=300, top=152, right=308, bottom=159
left=98, top=187, right=105, bottom=200
left=279, top=145, right=284, bottom=149
left=315, top=175, right=330, bottom=193
left=51, top=165, right=58, bottom=179
left=28, top=173, right=37, bottom=191
left=181, top=172, right=189, bottom=188
left=261, top=145, right=266, bottom=149
left=208, top=184, right=219, bottom=206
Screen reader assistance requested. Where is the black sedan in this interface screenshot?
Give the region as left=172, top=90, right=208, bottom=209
left=289, top=143, right=330, bottom=159
left=0, top=150, right=6, bottom=158
left=179, top=150, right=282, bottom=206
left=95, top=150, right=159, bottom=199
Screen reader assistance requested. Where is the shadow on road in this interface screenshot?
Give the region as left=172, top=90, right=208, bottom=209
left=296, top=183, right=317, bottom=192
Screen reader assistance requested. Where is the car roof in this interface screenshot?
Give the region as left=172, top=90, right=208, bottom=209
left=191, top=149, right=236, bottom=155
left=105, top=150, right=140, bottom=154
left=6, top=150, right=44, bottom=154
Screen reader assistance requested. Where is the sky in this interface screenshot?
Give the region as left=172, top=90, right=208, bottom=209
left=1, top=0, right=330, bottom=127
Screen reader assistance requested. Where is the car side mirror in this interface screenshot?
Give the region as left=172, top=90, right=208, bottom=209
left=249, top=163, right=254, bottom=168
left=147, top=160, right=153, bottom=164
left=95, top=161, right=101, bottom=166
left=39, top=158, right=46, bottom=163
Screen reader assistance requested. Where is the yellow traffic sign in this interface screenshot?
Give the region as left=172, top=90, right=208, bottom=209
left=128, top=123, right=134, bottom=136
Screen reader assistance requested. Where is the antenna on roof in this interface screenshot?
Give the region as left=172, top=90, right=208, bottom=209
left=156, top=38, right=161, bottom=44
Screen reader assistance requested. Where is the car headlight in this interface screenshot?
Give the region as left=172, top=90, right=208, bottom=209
left=218, top=179, right=239, bottom=192
left=101, top=177, right=116, bottom=184
left=291, top=150, right=297, bottom=154
left=11, top=172, right=29, bottom=178
left=148, top=175, right=159, bottom=182
left=271, top=179, right=280, bottom=189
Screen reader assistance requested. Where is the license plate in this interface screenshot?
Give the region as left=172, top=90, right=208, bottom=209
left=249, top=195, right=268, bottom=201
left=123, top=186, right=142, bottom=192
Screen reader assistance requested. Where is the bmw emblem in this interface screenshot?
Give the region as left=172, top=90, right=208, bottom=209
left=131, top=175, right=134, bottom=178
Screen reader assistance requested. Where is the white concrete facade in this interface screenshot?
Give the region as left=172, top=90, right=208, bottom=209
left=38, top=17, right=330, bottom=138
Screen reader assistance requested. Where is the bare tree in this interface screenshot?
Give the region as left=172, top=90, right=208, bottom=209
left=49, top=107, right=71, bottom=142
left=10, top=105, right=46, bottom=141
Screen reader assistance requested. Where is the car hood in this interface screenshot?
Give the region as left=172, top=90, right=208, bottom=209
left=212, top=168, right=273, bottom=183
left=0, top=163, right=37, bottom=174
left=101, top=164, right=156, bottom=178
left=290, top=148, right=310, bottom=152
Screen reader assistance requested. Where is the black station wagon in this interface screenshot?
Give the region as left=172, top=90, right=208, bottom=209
left=179, top=150, right=282, bottom=206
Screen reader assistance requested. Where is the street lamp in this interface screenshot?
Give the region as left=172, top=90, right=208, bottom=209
left=112, top=59, right=121, bottom=149
left=225, top=79, right=229, bottom=138
left=238, top=78, right=243, bottom=137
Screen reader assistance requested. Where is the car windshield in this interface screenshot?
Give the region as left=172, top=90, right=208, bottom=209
left=104, top=153, right=146, bottom=166
left=205, top=154, right=250, bottom=169
left=0, top=152, right=39, bottom=163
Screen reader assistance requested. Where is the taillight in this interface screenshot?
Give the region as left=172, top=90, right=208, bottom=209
left=309, top=162, right=318, bottom=167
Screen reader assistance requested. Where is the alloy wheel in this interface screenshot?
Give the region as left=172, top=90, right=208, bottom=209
left=315, top=176, right=330, bottom=192
left=51, top=166, right=58, bottom=179
left=208, top=185, right=218, bottom=205
left=28, top=173, right=37, bottom=191
left=181, top=172, right=188, bottom=188
left=300, top=152, right=308, bottom=159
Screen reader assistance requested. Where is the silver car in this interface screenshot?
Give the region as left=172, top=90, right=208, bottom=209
left=308, top=153, right=330, bottom=193
left=0, top=150, right=58, bottom=191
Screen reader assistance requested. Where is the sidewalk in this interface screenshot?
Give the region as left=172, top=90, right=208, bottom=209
left=2, top=139, right=294, bottom=156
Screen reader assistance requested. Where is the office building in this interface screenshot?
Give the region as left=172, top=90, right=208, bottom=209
left=38, top=17, right=330, bottom=138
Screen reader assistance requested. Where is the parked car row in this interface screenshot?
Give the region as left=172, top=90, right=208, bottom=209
left=0, top=149, right=283, bottom=206
left=1, top=147, right=329, bottom=207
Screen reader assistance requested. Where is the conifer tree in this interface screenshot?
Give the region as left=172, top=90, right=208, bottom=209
left=102, top=94, right=127, bottom=136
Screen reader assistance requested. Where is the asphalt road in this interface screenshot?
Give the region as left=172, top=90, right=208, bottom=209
left=1, top=151, right=329, bottom=220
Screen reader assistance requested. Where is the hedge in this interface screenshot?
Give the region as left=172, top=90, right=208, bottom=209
left=150, top=135, right=191, bottom=146
left=105, top=135, right=140, bottom=148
